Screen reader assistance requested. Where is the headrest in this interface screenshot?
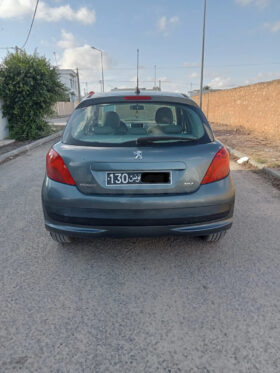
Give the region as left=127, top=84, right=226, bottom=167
left=103, top=111, right=120, bottom=129
left=155, top=107, right=173, bottom=124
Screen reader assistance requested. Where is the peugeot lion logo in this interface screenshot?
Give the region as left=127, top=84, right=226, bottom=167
left=134, top=151, right=143, bottom=160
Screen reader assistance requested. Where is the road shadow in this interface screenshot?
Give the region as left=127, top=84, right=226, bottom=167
left=52, top=232, right=231, bottom=276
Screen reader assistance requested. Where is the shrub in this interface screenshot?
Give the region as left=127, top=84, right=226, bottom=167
left=0, top=51, right=68, bottom=140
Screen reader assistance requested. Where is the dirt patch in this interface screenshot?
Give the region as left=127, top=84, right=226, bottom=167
left=212, top=122, right=280, bottom=169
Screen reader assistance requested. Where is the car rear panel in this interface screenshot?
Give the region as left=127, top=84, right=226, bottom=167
left=42, top=172, right=234, bottom=235
left=42, top=175, right=234, bottom=236
left=53, top=141, right=223, bottom=195
left=42, top=92, right=235, bottom=237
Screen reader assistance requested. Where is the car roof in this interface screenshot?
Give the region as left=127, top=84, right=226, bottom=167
left=78, top=90, right=198, bottom=108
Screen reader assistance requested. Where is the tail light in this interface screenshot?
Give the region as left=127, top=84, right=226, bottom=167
left=201, top=147, right=230, bottom=185
left=46, top=148, right=76, bottom=186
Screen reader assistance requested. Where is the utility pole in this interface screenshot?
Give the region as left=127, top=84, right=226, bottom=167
left=91, top=46, right=105, bottom=92
left=53, top=51, right=58, bottom=66
left=76, top=67, right=81, bottom=102
left=100, top=50, right=104, bottom=92
left=200, top=0, right=207, bottom=109
left=154, top=65, right=157, bottom=88
left=136, top=49, right=140, bottom=94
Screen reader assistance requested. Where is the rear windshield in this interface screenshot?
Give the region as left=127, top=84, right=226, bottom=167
left=63, top=101, right=212, bottom=147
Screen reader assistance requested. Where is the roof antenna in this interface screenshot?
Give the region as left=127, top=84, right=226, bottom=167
left=135, top=48, right=140, bottom=94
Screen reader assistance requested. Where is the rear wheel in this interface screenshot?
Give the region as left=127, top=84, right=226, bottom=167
left=50, top=231, right=73, bottom=243
left=201, top=230, right=227, bottom=242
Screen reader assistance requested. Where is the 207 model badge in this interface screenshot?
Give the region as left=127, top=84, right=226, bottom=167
left=134, top=151, right=143, bottom=160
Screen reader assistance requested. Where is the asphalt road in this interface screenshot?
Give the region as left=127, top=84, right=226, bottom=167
left=0, top=140, right=280, bottom=373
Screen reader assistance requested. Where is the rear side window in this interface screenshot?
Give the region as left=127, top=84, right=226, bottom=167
left=63, top=102, right=212, bottom=147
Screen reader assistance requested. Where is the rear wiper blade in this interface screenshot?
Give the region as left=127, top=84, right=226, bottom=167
left=136, top=136, right=197, bottom=145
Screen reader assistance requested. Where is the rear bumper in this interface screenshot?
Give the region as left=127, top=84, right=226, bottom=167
left=42, top=175, right=235, bottom=238
left=45, top=218, right=233, bottom=238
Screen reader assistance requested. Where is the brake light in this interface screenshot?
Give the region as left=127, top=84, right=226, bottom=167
left=87, top=91, right=95, bottom=98
left=201, top=147, right=230, bottom=185
left=124, top=96, right=151, bottom=101
left=46, top=148, right=76, bottom=186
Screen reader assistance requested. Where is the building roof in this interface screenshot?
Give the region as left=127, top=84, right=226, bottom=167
left=58, top=69, right=77, bottom=77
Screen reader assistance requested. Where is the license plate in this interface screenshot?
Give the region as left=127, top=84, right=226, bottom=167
left=107, top=172, right=142, bottom=185
left=106, top=172, right=171, bottom=185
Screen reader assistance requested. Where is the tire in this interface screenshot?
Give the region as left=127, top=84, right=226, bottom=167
left=50, top=231, right=72, bottom=243
left=201, top=230, right=227, bottom=242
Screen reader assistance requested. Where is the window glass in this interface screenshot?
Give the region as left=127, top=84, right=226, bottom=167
left=63, top=102, right=211, bottom=146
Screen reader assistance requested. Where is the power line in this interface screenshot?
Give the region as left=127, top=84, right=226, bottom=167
left=21, top=0, right=40, bottom=49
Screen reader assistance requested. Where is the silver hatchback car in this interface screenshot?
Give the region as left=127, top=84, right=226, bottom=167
left=42, top=90, right=235, bottom=243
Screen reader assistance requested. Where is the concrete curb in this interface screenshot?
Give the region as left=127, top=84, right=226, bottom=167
left=226, top=145, right=280, bottom=180
left=0, top=131, right=63, bottom=164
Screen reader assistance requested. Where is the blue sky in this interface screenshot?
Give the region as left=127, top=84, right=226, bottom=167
left=0, top=0, right=279, bottom=94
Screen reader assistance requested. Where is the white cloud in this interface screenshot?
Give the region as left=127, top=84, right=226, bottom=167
left=57, top=30, right=112, bottom=92
left=157, top=15, right=179, bottom=35
left=208, top=76, right=231, bottom=89
left=158, top=16, right=168, bottom=32
left=57, top=29, right=76, bottom=49
left=169, top=16, right=179, bottom=24
left=0, top=0, right=32, bottom=18
left=189, top=72, right=199, bottom=79
left=37, top=3, right=95, bottom=23
left=235, top=0, right=270, bottom=8
left=244, top=71, right=280, bottom=84
left=0, top=0, right=96, bottom=24
left=264, top=21, right=280, bottom=32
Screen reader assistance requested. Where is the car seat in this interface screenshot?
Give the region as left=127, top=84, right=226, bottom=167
left=155, top=107, right=182, bottom=134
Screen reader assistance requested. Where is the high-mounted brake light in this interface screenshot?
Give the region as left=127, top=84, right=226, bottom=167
left=124, top=96, right=151, bottom=101
left=46, top=148, right=76, bottom=186
left=87, top=91, right=95, bottom=98
left=201, top=147, right=230, bottom=185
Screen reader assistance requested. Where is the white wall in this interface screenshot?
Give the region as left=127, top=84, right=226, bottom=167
left=0, top=99, right=9, bottom=140
left=58, top=70, right=79, bottom=103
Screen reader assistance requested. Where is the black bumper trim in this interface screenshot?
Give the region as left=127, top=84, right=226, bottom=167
left=46, top=210, right=231, bottom=227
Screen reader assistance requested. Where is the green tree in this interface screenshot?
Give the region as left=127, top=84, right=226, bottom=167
left=0, top=51, right=67, bottom=140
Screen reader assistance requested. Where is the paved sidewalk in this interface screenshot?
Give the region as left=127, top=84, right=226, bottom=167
left=48, top=116, right=69, bottom=127
left=0, top=131, right=62, bottom=164
left=0, top=139, right=14, bottom=148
